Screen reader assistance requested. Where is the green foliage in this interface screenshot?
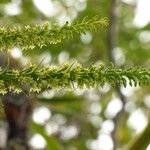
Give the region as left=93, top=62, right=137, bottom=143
left=0, top=63, right=149, bottom=94
left=0, top=16, right=108, bottom=51
left=0, top=0, right=150, bottom=149
left=0, top=0, right=10, bottom=3
left=31, top=122, right=63, bottom=150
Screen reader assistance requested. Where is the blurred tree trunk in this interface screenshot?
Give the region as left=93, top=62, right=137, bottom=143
left=0, top=54, right=33, bottom=150
left=108, top=0, right=127, bottom=149
left=3, top=92, right=32, bottom=150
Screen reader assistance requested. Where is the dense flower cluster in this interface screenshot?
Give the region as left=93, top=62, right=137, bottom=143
left=0, top=16, right=108, bottom=51
left=0, top=63, right=149, bottom=94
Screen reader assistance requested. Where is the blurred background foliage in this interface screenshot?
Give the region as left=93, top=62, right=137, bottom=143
left=0, top=0, right=150, bottom=150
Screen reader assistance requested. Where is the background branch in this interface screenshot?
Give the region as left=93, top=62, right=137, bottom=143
left=128, top=120, right=150, bottom=150
left=108, top=0, right=127, bottom=149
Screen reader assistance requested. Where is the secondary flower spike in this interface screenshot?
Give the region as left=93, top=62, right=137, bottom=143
left=0, top=16, right=108, bottom=51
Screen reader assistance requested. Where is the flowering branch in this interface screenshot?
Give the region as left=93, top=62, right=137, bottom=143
left=0, top=16, right=108, bottom=51
left=0, top=63, right=149, bottom=94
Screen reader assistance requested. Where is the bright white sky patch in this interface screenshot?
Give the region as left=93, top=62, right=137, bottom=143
left=127, top=109, right=148, bottom=134
left=97, top=134, right=113, bottom=150
left=29, top=134, right=46, bottom=149
left=146, top=144, right=150, bottom=150
left=100, top=120, right=114, bottom=134
left=40, top=90, right=54, bottom=99
left=58, top=51, right=69, bottom=64
left=4, top=1, right=21, bottom=16
left=133, top=0, right=150, bottom=28
left=0, top=127, right=7, bottom=148
left=53, top=114, right=67, bottom=125
left=139, top=31, right=150, bottom=43
left=85, top=89, right=100, bottom=101
left=121, top=84, right=140, bottom=97
left=81, top=32, right=92, bottom=44
left=144, top=95, right=150, bottom=108
left=60, top=125, right=78, bottom=141
left=74, top=1, right=87, bottom=12
left=122, top=0, right=136, bottom=5
left=10, top=47, right=22, bottom=59
left=125, top=101, right=136, bottom=113
left=32, top=0, right=57, bottom=17
left=62, top=0, right=75, bottom=7
left=57, top=13, right=72, bottom=26
left=105, top=97, right=123, bottom=118
left=113, top=47, right=125, bottom=66
left=90, top=102, right=101, bottom=115
left=38, top=52, right=52, bottom=65
left=100, top=83, right=111, bottom=93
left=87, top=134, right=113, bottom=150
left=88, top=115, right=102, bottom=128
left=33, top=106, right=51, bottom=125
left=45, top=122, right=59, bottom=135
